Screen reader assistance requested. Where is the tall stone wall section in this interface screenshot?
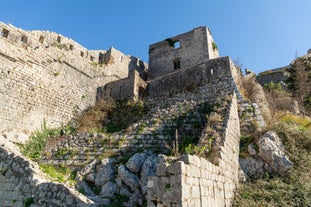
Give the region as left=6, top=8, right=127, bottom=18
left=0, top=147, right=94, bottom=207
left=0, top=22, right=146, bottom=141
left=147, top=94, right=240, bottom=207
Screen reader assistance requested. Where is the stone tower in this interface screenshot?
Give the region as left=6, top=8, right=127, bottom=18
left=148, top=26, right=219, bottom=79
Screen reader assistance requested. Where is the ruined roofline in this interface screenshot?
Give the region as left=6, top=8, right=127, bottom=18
left=0, top=21, right=144, bottom=65
left=148, top=26, right=209, bottom=48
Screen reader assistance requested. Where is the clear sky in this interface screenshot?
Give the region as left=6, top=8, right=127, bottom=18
left=1, top=0, right=310, bottom=74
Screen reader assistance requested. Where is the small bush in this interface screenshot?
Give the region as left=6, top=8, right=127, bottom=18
left=20, top=120, right=74, bottom=161
left=39, top=164, right=73, bottom=183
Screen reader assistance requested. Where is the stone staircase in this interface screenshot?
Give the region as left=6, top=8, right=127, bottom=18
left=40, top=88, right=227, bottom=168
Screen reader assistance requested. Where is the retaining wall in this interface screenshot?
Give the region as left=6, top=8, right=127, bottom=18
left=0, top=147, right=94, bottom=207
left=147, top=94, right=240, bottom=207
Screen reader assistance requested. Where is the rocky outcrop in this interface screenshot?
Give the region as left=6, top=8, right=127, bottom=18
left=240, top=131, right=293, bottom=179
left=76, top=151, right=157, bottom=206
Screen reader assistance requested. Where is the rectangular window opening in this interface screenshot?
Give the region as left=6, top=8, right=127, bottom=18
left=173, top=59, right=181, bottom=70
left=1, top=29, right=9, bottom=38
left=90, top=56, right=94, bottom=61
left=21, top=35, right=28, bottom=44
left=39, top=36, right=44, bottom=43
left=57, top=36, right=61, bottom=43
left=174, top=41, right=180, bottom=49
left=69, top=44, right=73, bottom=51
left=80, top=51, right=84, bottom=57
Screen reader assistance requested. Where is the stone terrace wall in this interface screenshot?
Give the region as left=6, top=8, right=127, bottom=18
left=147, top=94, right=240, bottom=207
left=0, top=147, right=94, bottom=207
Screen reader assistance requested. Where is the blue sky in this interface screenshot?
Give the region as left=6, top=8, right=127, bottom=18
left=1, top=0, right=310, bottom=74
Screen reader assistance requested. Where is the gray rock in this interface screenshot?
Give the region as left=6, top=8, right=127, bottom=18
left=155, top=154, right=169, bottom=176
left=140, top=154, right=157, bottom=195
left=76, top=181, right=96, bottom=197
left=118, top=164, right=140, bottom=192
left=258, top=131, right=293, bottom=174
left=239, top=157, right=268, bottom=178
left=238, top=168, right=248, bottom=183
left=120, top=187, right=132, bottom=198
left=126, top=151, right=148, bottom=173
left=95, top=158, right=116, bottom=186
left=240, top=131, right=293, bottom=178
left=127, top=191, right=144, bottom=207
left=77, top=159, right=97, bottom=180
left=100, top=181, right=118, bottom=198
left=85, top=173, right=95, bottom=183
left=247, top=143, right=257, bottom=155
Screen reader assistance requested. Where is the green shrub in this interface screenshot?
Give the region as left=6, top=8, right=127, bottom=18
left=24, top=197, right=34, bottom=207
left=39, top=164, right=73, bottom=183
left=20, top=120, right=76, bottom=161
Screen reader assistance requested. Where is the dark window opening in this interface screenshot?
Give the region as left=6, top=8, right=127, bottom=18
left=21, top=35, right=28, bottom=44
left=138, top=86, right=146, bottom=99
left=1, top=29, right=9, bottom=38
left=90, top=56, right=94, bottom=61
left=80, top=51, right=84, bottom=57
left=173, top=59, right=181, bottom=69
left=57, top=36, right=61, bottom=43
left=39, top=36, right=44, bottom=43
left=174, top=41, right=180, bottom=49
left=99, top=52, right=104, bottom=64
left=69, top=44, right=73, bottom=51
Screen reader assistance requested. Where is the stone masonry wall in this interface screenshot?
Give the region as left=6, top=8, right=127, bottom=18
left=148, top=56, right=241, bottom=99
left=0, top=22, right=146, bottom=142
left=147, top=94, right=240, bottom=207
left=97, top=70, right=147, bottom=101
left=256, top=66, right=290, bottom=86
left=0, top=146, right=94, bottom=207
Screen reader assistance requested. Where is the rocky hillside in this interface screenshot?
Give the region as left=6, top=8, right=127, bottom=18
left=233, top=53, right=311, bottom=206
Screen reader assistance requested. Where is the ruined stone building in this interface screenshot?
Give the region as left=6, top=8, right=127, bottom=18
left=97, top=26, right=241, bottom=101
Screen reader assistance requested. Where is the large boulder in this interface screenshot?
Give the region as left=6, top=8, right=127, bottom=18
left=118, top=164, right=140, bottom=192
left=258, top=131, right=293, bottom=174
left=95, top=158, right=116, bottom=186
left=240, top=131, right=293, bottom=178
left=100, top=181, right=119, bottom=198
left=126, top=151, right=149, bottom=173
left=140, top=154, right=157, bottom=195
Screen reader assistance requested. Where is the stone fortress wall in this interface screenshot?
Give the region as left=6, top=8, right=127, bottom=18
left=0, top=23, right=249, bottom=206
left=0, top=22, right=146, bottom=141
left=256, top=66, right=290, bottom=86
